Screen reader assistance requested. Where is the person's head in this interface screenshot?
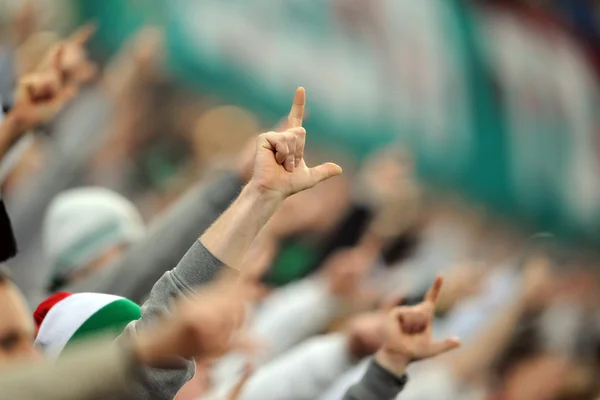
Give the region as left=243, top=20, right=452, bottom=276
left=192, top=106, right=260, bottom=168
left=0, top=268, right=39, bottom=364
left=43, top=187, right=145, bottom=291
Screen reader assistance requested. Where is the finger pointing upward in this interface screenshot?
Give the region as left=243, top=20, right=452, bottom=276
left=288, top=87, right=305, bottom=128
left=425, top=275, right=444, bottom=305
left=288, top=87, right=306, bottom=166
left=70, top=23, right=96, bottom=45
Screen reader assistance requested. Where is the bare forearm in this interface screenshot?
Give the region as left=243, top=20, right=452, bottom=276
left=0, top=114, right=22, bottom=161
left=451, top=296, right=525, bottom=382
left=200, top=182, right=284, bottom=269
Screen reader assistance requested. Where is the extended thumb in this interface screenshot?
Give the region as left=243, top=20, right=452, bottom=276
left=309, top=162, right=343, bottom=185
left=427, top=336, right=461, bottom=358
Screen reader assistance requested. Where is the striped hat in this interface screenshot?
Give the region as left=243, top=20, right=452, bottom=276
left=33, top=292, right=141, bottom=359
left=43, top=187, right=145, bottom=286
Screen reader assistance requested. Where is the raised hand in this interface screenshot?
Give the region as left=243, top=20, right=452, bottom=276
left=10, top=47, right=78, bottom=134
left=375, top=276, right=461, bottom=375
left=250, top=88, right=342, bottom=198
left=520, top=254, right=555, bottom=311
left=133, top=278, right=257, bottom=366
left=38, top=23, right=97, bottom=85
left=437, top=261, right=486, bottom=313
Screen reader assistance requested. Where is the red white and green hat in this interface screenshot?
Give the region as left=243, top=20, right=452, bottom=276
left=33, top=292, right=141, bottom=359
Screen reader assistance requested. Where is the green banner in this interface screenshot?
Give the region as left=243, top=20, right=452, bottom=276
left=74, top=0, right=600, bottom=245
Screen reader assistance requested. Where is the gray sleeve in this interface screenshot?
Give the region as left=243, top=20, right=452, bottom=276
left=0, top=46, right=15, bottom=106
left=118, top=240, right=225, bottom=400
left=67, top=172, right=243, bottom=303
left=342, top=360, right=408, bottom=400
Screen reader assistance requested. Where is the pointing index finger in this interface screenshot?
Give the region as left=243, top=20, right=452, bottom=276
left=288, top=87, right=305, bottom=129
left=424, top=275, right=444, bottom=305
left=51, top=46, right=67, bottom=84
left=70, top=23, right=96, bottom=46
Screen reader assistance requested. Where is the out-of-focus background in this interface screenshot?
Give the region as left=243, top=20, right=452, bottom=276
left=7, top=0, right=598, bottom=245
left=4, top=0, right=600, bottom=399
left=1, top=0, right=599, bottom=242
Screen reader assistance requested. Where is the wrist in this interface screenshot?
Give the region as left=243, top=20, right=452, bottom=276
left=375, top=349, right=410, bottom=377
left=2, top=112, right=25, bottom=139
left=245, top=180, right=287, bottom=205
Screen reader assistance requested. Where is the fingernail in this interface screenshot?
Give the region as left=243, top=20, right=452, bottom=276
left=286, top=157, right=295, bottom=172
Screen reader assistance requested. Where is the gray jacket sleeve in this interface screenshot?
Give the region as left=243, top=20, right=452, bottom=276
left=0, top=46, right=15, bottom=111
left=342, top=360, right=408, bottom=400
left=67, top=172, right=243, bottom=303
left=119, top=240, right=226, bottom=400
left=0, top=337, right=140, bottom=400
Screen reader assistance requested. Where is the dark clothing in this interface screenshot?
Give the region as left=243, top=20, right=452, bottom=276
left=343, top=360, right=408, bottom=400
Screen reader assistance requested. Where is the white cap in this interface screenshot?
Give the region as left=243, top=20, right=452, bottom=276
left=43, top=187, right=145, bottom=283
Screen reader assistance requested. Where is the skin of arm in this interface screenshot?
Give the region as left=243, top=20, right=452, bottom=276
left=200, top=181, right=284, bottom=269
left=446, top=258, right=553, bottom=384
left=342, top=276, right=460, bottom=400
left=449, top=294, right=528, bottom=383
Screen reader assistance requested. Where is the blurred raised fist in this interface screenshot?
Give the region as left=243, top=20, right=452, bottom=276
left=135, top=277, right=257, bottom=365
left=10, top=47, right=78, bottom=134
left=37, top=24, right=97, bottom=85
left=437, top=261, right=486, bottom=313
left=346, top=296, right=402, bottom=359
left=521, top=255, right=555, bottom=311
left=358, top=148, right=414, bottom=204
left=103, top=27, right=166, bottom=99
left=193, top=106, right=259, bottom=175
left=359, top=149, right=422, bottom=238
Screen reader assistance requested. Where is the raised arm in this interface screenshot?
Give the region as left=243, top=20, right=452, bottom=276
left=3, top=29, right=103, bottom=303
left=0, top=276, right=251, bottom=400
left=200, top=87, right=341, bottom=269
left=0, top=42, right=89, bottom=272
left=121, top=88, right=343, bottom=399
left=343, top=276, right=461, bottom=400
left=65, top=170, right=244, bottom=302
left=448, top=256, right=554, bottom=383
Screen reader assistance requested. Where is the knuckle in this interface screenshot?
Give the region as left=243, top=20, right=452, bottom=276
left=284, top=131, right=295, bottom=141
left=260, top=131, right=276, bottom=138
